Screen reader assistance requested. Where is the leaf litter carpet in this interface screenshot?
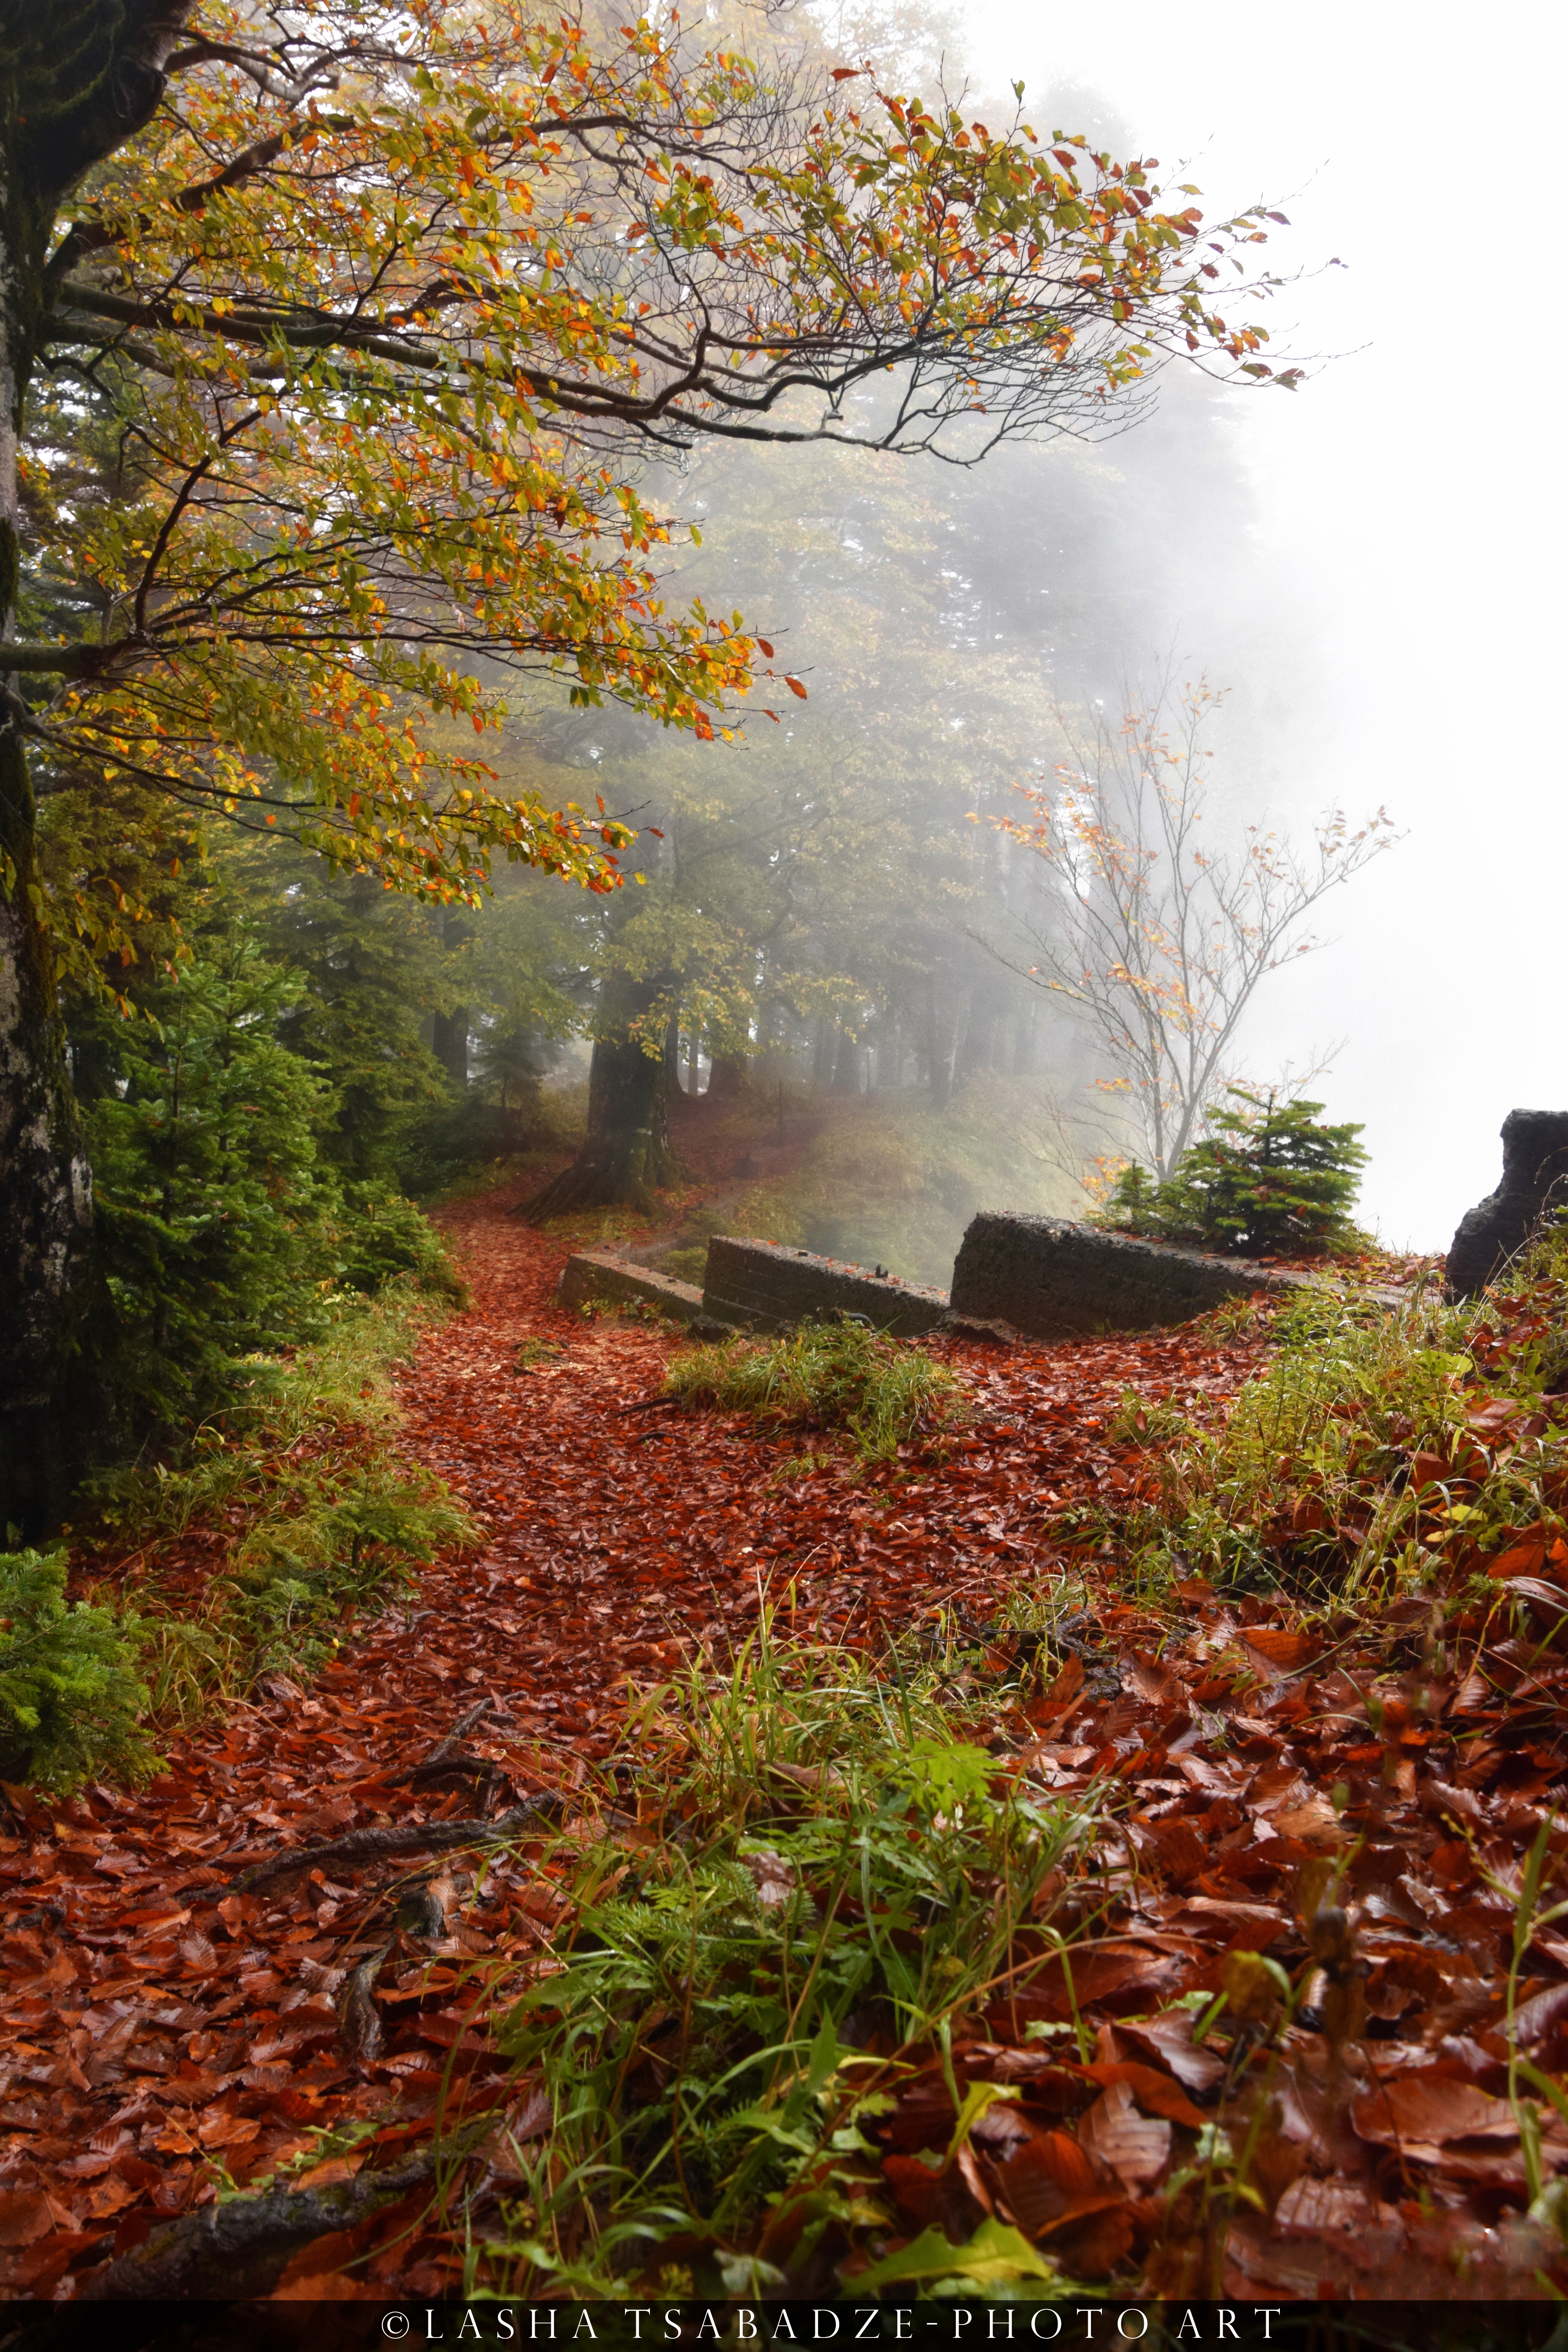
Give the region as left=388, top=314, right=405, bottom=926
left=4, top=1189, right=1568, bottom=2301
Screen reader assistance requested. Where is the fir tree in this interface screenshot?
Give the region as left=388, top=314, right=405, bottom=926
left=1100, top=1089, right=1367, bottom=1257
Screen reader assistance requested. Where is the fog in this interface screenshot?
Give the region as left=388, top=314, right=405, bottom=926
left=168, top=0, right=1568, bottom=1285
left=956, top=0, right=1568, bottom=1249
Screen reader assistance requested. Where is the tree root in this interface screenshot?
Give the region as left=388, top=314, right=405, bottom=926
left=514, top=1153, right=654, bottom=1225
left=73, top=2148, right=438, bottom=2300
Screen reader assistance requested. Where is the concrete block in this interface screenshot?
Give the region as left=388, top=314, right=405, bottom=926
left=702, top=1236, right=949, bottom=1337
left=557, top=1246, right=708, bottom=1324
left=949, top=1212, right=1308, bottom=1342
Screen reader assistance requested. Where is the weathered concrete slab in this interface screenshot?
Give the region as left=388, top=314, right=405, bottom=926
left=702, top=1237, right=949, bottom=1337
left=949, top=1212, right=1310, bottom=1343
left=557, top=1246, right=708, bottom=1324
left=1448, top=1109, right=1568, bottom=1298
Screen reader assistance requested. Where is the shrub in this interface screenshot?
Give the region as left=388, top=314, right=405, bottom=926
left=662, top=1316, right=962, bottom=1459
left=330, top=1182, right=468, bottom=1305
left=87, top=935, right=339, bottom=1426
left=0, top=1551, right=159, bottom=1793
left=1099, top=1089, right=1367, bottom=1257
left=83, top=931, right=466, bottom=1442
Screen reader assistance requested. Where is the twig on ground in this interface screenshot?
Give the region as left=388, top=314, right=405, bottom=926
left=339, top=1938, right=394, bottom=2062
left=391, top=1698, right=505, bottom=1795
left=420, top=1696, right=495, bottom=1764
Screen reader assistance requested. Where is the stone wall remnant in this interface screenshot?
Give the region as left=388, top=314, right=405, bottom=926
left=1446, top=1110, right=1568, bottom=1298
left=949, top=1212, right=1312, bottom=1343
left=556, top=1247, right=708, bottom=1324
left=701, top=1238, right=949, bottom=1337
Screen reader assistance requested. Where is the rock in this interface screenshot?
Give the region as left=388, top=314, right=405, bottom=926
left=1446, top=1109, right=1568, bottom=1298
left=948, top=1212, right=1313, bottom=1343
left=938, top=1312, right=1022, bottom=1346
left=701, top=1237, right=949, bottom=1336
left=682, top=1315, right=735, bottom=1343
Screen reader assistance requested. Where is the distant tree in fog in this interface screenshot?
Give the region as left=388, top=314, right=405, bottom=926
left=989, top=680, right=1397, bottom=1181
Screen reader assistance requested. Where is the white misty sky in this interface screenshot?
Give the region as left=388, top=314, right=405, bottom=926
left=959, top=0, right=1568, bottom=1250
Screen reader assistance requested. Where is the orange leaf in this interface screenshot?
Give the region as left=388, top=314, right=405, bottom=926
left=1239, top=1626, right=1319, bottom=1678
left=1129, top=1648, right=1184, bottom=1708
left=1351, top=2071, right=1518, bottom=2149
left=1011, top=1941, right=1180, bottom=2020
left=1077, top=2081, right=1172, bottom=2189
left=1487, top=1541, right=1548, bottom=1579
left=1500, top=1575, right=1568, bottom=1613
left=1026, top=1648, right=1083, bottom=1723
left=996, top=2131, right=1100, bottom=2234
left=0, top=2191, right=54, bottom=2250
left=1069, top=2060, right=1206, bottom=2129
left=784, top=675, right=808, bottom=699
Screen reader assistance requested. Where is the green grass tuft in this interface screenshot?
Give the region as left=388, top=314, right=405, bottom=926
left=472, top=1612, right=1108, bottom=2300
left=661, top=1318, right=962, bottom=1460
left=1099, top=1247, right=1568, bottom=1604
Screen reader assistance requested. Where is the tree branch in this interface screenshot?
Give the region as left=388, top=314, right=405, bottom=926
left=47, top=134, right=292, bottom=284
left=51, top=280, right=445, bottom=373
left=0, top=642, right=122, bottom=678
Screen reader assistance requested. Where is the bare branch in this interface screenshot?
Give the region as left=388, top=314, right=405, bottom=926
left=983, top=677, right=1398, bottom=1181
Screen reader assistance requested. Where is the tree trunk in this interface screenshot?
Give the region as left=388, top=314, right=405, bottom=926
left=830, top=1029, right=861, bottom=1095
left=957, top=981, right=1000, bottom=1087
left=0, top=710, right=94, bottom=1531
left=0, top=0, right=199, bottom=1528
left=517, top=967, right=676, bottom=1221
left=0, top=162, right=90, bottom=1529
left=927, top=980, right=960, bottom=1111
left=1013, top=999, right=1038, bottom=1077
left=707, top=1053, right=748, bottom=1098
left=432, top=1007, right=469, bottom=1086
left=431, top=902, right=470, bottom=1084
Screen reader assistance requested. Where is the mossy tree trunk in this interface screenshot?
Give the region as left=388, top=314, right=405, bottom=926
left=519, top=967, right=677, bottom=1221
left=0, top=9, right=198, bottom=1526
left=0, top=709, right=94, bottom=1530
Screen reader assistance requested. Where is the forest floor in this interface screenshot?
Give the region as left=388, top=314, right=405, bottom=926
left=4, top=1184, right=1568, bottom=2305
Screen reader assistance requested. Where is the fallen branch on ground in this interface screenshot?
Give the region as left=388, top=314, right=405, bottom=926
left=227, top=1797, right=559, bottom=1892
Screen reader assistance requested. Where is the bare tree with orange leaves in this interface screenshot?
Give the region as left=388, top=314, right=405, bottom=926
left=988, top=679, right=1397, bottom=1182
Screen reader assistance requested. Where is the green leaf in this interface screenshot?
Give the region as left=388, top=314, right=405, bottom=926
left=894, top=1736, right=998, bottom=1808
left=803, top=2009, right=844, bottom=2097
left=847, top=2216, right=1059, bottom=2291
left=945, top=2078, right=1020, bottom=2164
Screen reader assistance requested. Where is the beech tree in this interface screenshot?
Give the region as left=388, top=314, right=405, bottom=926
left=1, top=0, right=1292, bottom=1517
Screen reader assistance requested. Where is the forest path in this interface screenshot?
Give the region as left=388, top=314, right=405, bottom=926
left=0, top=1189, right=1267, bottom=2298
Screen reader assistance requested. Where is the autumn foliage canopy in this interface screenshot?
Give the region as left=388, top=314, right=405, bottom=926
left=18, top=0, right=1297, bottom=909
